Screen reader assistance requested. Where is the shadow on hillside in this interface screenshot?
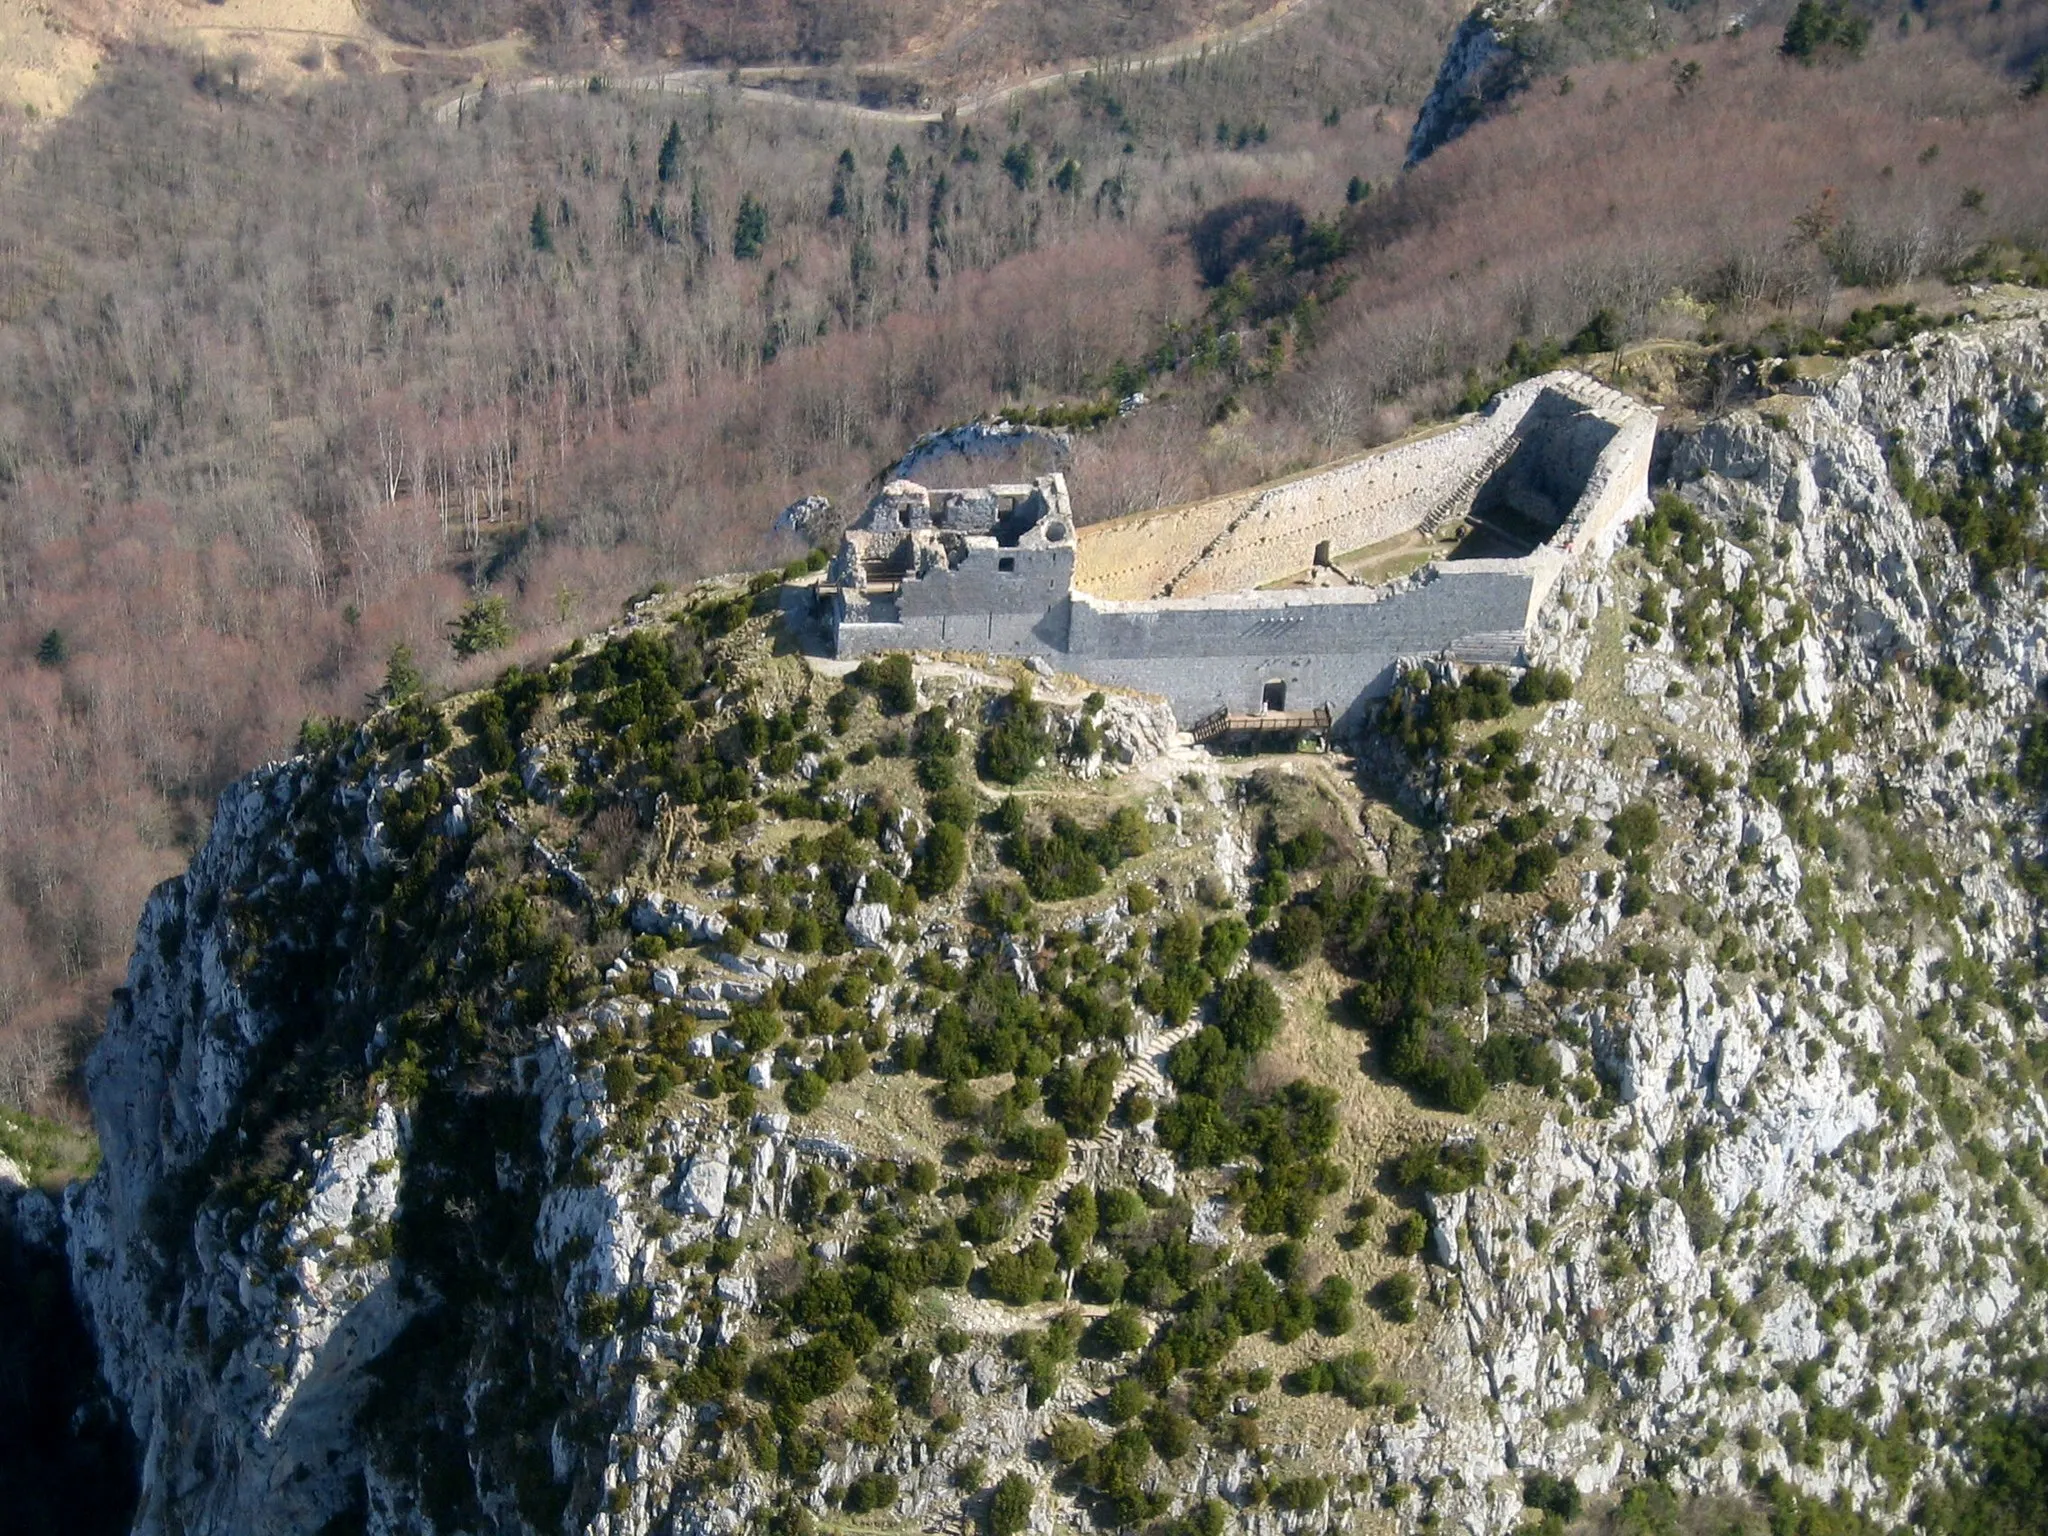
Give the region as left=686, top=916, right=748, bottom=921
left=0, top=1208, right=135, bottom=1536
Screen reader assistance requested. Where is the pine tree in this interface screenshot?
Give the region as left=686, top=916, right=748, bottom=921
left=849, top=236, right=875, bottom=304
left=688, top=177, right=711, bottom=257
left=449, top=596, right=514, bottom=658
left=883, top=144, right=910, bottom=236
left=1782, top=0, right=1871, bottom=61
left=732, top=193, right=768, bottom=260
left=1000, top=142, right=1036, bottom=191
left=657, top=120, right=683, bottom=184
left=377, top=643, right=425, bottom=706
left=529, top=200, right=553, bottom=252
left=925, top=172, right=949, bottom=291
left=33, top=629, right=65, bottom=667
left=617, top=182, right=637, bottom=240
left=828, top=147, right=855, bottom=219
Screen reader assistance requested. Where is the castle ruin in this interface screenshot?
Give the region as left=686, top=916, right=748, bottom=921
left=821, top=371, right=1656, bottom=730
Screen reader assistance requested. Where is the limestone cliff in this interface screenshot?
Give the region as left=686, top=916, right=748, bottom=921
left=1398, top=311, right=2048, bottom=1524
left=63, top=311, right=2048, bottom=1536
left=1407, top=2, right=1547, bottom=167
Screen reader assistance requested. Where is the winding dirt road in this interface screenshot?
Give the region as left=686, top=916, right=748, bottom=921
left=431, top=0, right=1319, bottom=127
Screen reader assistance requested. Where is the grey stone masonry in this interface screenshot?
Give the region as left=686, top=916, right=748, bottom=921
left=820, top=371, right=1655, bottom=730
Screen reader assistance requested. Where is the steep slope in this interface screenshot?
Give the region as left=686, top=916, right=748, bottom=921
left=1380, top=310, right=2048, bottom=1525
left=66, top=310, right=2048, bottom=1536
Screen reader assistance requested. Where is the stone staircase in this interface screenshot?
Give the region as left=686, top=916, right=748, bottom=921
left=1019, top=1020, right=1199, bottom=1243
left=1445, top=630, right=1527, bottom=666
left=1158, top=486, right=1280, bottom=598
left=1416, top=432, right=1519, bottom=539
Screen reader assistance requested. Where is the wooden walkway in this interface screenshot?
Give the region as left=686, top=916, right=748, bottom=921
left=1189, top=704, right=1333, bottom=745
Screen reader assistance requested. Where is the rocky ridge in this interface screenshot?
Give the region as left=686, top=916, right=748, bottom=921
left=60, top=311, right=2048, bottom=1536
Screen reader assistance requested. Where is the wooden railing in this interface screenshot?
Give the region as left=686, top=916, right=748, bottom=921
left=1190, top=704, right=1333, bottom=744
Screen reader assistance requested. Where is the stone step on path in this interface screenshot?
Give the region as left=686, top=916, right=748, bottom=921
left=1023, top=1130, right=1121, bottom=1244
left=1118, top=1019, right=1199, bottom=1104
left=1018, top=1020, right=1199, bottom=1243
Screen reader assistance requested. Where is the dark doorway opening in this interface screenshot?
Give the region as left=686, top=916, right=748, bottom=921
left=1262, top=679, right=1287, bottom=711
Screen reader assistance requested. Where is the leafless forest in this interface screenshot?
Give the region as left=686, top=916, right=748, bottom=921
left=0, top=0, right=2042, bottom=1112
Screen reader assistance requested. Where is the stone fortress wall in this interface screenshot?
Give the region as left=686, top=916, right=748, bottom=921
left=1073, top=419, right=1498, bottom=601
left=827, top=371, right=1656, bottom=729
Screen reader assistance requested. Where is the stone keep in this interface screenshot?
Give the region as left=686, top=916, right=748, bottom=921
left=825, top=372, right=1656, bottom=727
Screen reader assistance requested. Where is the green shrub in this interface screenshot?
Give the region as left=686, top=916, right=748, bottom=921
left=1097, top=1187, right=1147, bottom=1231
left=980, top=684, right=1053, bottom=784
left=852, top=653, right=917, bottom=715
left=1053, top=1184, right=1099, bottom=1268
left=1044, top=1053, right=1121, bottom=1139
left=1381, top=666, right=1515, bottom=758
left=1477, top=1032, right=1562, bottom=1092
left=1144, top=1402, right=1195, bottom=1460
left=578, top=1293, right=621, bottom=1338
left=1607, top=801, right=1661, bottom=859
left=1003, top=805, right=1149, bottom=900
left=1201, top=916, right=1251, bottom=978
left=784, top=1070, right=828, bottom=1114
left=1281, top=1349, right=1378, bottom=1408
left=1214, top=973, right=1283, bottom=1054
left=843, top=1472, right=899, bottom=1514
left=986, top=1472, right=1034, bottom=1536
left=1329, top=883, right=1492, bottom=1111
left=1522, top=1471, right=1580, bottom=1521
left=1103, top=1377, right=1150, bottom=1424
left=1077, top=1255, right=1128, bottom=1303
left=1313, top=1275, right=1355, bottom=1335
left=1511, top=666, right=1574, bottom=707
left=1270, top=1475, right=1331, bottom=1512
left=1371, top=1273, right=1418, bottom=1324
left=1270, top=905, right=1324, bottom=968
left=1391, top=1137, right=1488, bottom=1196
left=913, top=822, right=968, bottom=896
left=982, top=1240, right=1060, bottom=1305
left=1087, top=1306, right=1149, bottom=1357
left=752, top=1332, right=857, bottom=1409
left=976, top=881, right=1037, bottom=937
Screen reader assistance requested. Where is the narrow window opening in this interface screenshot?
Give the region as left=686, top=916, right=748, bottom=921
left=997, top=556, right=1016, bottom=572
left=1262, top=679, right=1287, bottom=711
